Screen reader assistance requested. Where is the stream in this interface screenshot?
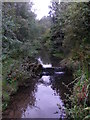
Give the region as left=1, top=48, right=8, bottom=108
left=3, top=56, right=73, bottom=119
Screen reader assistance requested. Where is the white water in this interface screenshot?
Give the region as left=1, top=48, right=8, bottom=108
left=38, top=57, right=52, bottom=68
left=21, top=58, right=66, bottom=119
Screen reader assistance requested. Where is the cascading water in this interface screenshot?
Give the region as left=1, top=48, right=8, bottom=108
left=20, top=57, right=66, bottom=119
left=3, top=57, right=73, bottom=119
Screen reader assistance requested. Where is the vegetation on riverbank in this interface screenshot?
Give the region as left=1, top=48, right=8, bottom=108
left=44, top=2, right=90, bottom=119
left=2, top=56, right=42, bottom=110
left=2, top=2, right=44, bottom=111
left=2, top=1, right=90, bottom=119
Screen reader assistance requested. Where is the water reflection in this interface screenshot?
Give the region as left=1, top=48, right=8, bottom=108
left=3, top=57, right=73, bottom=119
left=22, top=74, right=66, bottom=118
left=51, top=74, right=73, bottom=101
left=3, top=82, right=37, bottom=118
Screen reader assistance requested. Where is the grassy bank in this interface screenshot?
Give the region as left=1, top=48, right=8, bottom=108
left=59, top=50, right=90, bottom=119
left=68, top=68, right=90, bottom=120
left=2, top=56, right=41, bottom=111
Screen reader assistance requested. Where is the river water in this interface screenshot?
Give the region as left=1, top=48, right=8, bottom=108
left=3, top=56, right=73, bottom=119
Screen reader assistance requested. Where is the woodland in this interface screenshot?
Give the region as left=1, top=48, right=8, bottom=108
left=2, top=1, right=90, bottom=119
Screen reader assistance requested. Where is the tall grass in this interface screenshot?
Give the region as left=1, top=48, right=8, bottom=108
left=66, top=48, right=90, bottom=119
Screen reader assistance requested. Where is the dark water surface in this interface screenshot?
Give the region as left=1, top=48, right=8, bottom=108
left=3, top=56, right=73, bottom=119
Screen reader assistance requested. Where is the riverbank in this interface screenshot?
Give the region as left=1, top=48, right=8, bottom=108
left=2, top=56, right=42, bottom=111
left=2, top=57, right=74, bottom=119
left=59, top=56, right=90, bottom=119
left=2, top=50, right=89, bottom=119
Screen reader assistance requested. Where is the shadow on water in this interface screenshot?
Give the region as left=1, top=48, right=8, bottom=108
left=3, top=57, right=73, bottom=119
left=2, top=81, right=38, bottom=118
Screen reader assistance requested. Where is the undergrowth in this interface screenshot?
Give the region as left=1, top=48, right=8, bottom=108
left=65, top=49, right=90, bottom=120
left=2, top=56, right=38, bottom=111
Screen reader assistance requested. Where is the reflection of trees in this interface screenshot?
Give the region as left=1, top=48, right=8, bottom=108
left=51, top=74, right=73, bottom=101
left=3, top=81, right=38, bottom=118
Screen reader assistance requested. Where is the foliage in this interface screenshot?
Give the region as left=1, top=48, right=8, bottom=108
left=67, top=68, right=90, bottom=120
left=47, top=2, right=90, bottom=57
left=2, top=1, right=90, bottom=119
left=2, top=2, right=45, bottom=111
left=2, top=2, right=42, bottom=58
left=48, top=1, right=90, bottom=119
